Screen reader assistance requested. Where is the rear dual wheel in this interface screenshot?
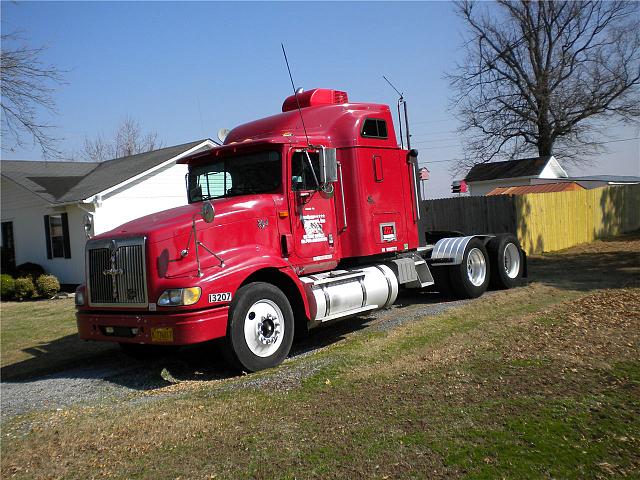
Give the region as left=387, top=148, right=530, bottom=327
left=448, top=238, right=490, bottom=299
left=222, top=282, right=294, bottom=372
left=487, top=234, right=524, bottom=289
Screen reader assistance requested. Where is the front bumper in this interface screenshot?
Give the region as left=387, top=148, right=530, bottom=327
left=76, top=306, right=229, bottom=345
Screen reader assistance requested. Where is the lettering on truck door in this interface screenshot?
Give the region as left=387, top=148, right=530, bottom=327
left=288, top=149, right=338, bottom=269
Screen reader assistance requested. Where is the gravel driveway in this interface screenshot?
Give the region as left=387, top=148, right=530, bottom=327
left=1, top=290, right=471, bottom=421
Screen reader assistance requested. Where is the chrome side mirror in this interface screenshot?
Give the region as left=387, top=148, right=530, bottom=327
left=318, top=147, right=338, bottom=183
left=201, top=201, right=215, bottom=223
left=83, top=214, right=93, bottom=239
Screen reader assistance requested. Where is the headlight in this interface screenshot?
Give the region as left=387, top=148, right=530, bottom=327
left=75, top=286, right=85, bottom=306
left=157, top=287, right=201, bottom=306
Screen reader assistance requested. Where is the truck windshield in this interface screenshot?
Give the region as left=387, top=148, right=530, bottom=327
left=187, top=151, right=281, bottom=203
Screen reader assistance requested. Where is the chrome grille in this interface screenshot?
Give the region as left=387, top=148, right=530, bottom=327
left=86, top=237, right=147, bottom=307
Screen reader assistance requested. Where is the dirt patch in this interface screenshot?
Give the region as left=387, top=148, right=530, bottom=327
left=549, top=232, right=640, bottom=255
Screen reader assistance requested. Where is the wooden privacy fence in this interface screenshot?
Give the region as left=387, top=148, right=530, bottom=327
left=422, top=184, right=640, bottom=254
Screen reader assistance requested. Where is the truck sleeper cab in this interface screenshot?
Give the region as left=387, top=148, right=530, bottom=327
left=75, top=88, right=526, bottom=372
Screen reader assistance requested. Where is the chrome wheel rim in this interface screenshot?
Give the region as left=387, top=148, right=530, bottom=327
left=503, top=243, right=521, bottom=279
left=466, top=248, right=487, bottom=287
left=243, top=299, right=284, bottom=357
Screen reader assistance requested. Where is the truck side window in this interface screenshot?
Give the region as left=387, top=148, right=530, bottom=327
left=291, top=151, right=320, bottom=191
left=361, top=118, right=388, bottom=139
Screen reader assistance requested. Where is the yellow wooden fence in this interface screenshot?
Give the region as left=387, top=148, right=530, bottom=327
left=515, top=184, right=640, bottom=254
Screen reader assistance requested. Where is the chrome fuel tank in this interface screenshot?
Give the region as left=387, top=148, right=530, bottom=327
left=300, top=264, right=398, bottom=323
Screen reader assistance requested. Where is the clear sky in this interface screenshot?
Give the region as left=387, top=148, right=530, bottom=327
left=2, top=1, right=638, bottom=199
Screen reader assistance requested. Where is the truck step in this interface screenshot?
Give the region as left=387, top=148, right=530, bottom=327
left=390, top=256, right=434, bottom=289
left=405, top=258, right=434, bottom=289
left=316, top=304, right=379, bottom=323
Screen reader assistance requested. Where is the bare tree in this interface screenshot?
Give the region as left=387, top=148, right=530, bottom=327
left=1, top=32, right=65, bottom=159
left=81, top=117, right=162, bottom=161
left=449, top=1, right=640, bottom=173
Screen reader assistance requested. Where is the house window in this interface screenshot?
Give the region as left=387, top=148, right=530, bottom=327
left=361, top=118, right=388, bottom=139
left=44, top=213, right=71, bottom=259
left=1, top=221, right=16, bottom=271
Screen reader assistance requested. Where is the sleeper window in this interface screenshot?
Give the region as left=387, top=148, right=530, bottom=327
left=361, top=118, right=388, bottom=139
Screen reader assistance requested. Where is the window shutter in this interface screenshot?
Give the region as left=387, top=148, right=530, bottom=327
left=61, top=213, right=71, bottom=259
left=43, top=215, right=52, bottom=259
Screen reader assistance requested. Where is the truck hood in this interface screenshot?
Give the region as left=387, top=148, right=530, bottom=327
left=94, top=195, right=278, bottom=244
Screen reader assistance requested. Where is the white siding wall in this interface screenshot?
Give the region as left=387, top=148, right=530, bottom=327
left=94, top=163, right=189, bottom=235
left=540, top=157, right=568, bottom=179
left=467, top=178, right=533, bottom=196
left=1, top=178, right=87, bottom=284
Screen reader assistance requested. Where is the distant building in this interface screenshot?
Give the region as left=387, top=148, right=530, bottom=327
left=465, top=156, right=640, bottom=196
left=1, top=139, right=217, bottom=284
left=464, top=156, right=568, bottom=196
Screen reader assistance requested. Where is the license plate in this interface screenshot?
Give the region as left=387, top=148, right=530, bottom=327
left=151, top=327, right=173, bottom=343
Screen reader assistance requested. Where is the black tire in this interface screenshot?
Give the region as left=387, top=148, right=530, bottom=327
left=487, top=234, right=524, bottom=289
left=432, top=265, right=454, bottom=298
left=222, top=282, right=294, bottom=373
left=448, top=238, right=490, bottom=299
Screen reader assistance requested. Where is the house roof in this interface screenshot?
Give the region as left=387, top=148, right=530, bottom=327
left=566, top=175, right=640, bottom=184
left=487, top=182, right=585, bottom=196
left=1, top=140, right=213, bottom=204
left=465, top=156, right=565, bottom=182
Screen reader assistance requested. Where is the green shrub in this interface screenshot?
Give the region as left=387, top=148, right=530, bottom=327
left=36, top=274, right=61, bottom=298
left=14, top=277, right=35, bottom=300
left=1, top=274, right=15, bottom=299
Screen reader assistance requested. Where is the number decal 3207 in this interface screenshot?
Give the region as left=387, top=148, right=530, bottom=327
left=209, top=292, right=232, bottom=303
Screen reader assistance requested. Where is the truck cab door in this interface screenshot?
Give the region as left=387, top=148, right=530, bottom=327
left=288, top=149, right=339, bottom=273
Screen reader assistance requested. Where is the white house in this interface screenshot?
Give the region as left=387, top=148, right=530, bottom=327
left=464, top=156, right=569, bottom=196
left=464, top=155, right=640, bottom=196
left=1, top=139, right=217, bottom=284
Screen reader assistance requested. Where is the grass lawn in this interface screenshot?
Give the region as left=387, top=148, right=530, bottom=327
left=1, top=235, right=638, bottom=479
left=1, top=298, right=116, bottom=380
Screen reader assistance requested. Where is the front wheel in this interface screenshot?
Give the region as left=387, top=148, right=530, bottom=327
left=448, top=238, right=490, bottom=299
left=223, top=282, right=294, bottom=372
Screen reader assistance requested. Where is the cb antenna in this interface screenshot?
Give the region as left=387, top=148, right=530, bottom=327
left=383, top=75, right=403, bottom=99
left=383, top=75, right=411, bottom=150
left=282, top=43, right=311, bottom=147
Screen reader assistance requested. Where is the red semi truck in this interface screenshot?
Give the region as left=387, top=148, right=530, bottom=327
left=75, top=88, right=525, bottom=371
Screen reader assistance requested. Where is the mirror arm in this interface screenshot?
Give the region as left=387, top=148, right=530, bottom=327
left=180, top=209, right=223, bottom=275
left=179, top=215, right=197, bottom=259
left=304, top=150, right=321, bottom=190
left=197, top=241, right=224, bottom=267
left=192, top=216, right=203, bottom=277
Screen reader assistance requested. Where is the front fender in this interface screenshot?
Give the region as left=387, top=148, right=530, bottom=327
left=188, top=250, right=310, bottom=319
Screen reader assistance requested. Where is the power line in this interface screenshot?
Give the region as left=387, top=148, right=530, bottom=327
left=416, top=143, right=463, bottom=150
left=418, top=136, right=640, bottom=165
left=411, top=118, right=456, bottom=126
left=412, top=136, right=639, bottom=147
left=421, top=158, right=462, bottom=164
left=596, top=137, right=639, bottom=145
left=411, top=136, right=461, bottom=144
left=408, top=129, right=460, bottom=136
